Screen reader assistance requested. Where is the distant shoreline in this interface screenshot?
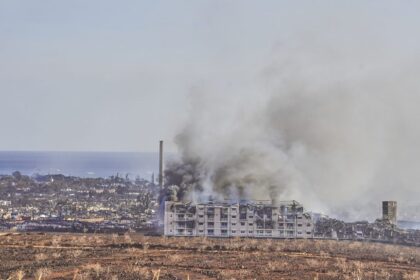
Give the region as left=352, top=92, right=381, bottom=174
left=0, top=151, right=168, bottom=179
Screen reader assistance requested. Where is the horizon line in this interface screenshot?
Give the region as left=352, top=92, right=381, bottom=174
left=0, top=150, right=177, bottom=154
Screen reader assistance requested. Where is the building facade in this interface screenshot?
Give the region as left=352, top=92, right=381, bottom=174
left=382, top=201, right=397, bottom=225
left=164, top=200, right=314, bottom=238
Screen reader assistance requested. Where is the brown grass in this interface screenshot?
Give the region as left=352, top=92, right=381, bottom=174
left=0, top=233, right=418, bottom=279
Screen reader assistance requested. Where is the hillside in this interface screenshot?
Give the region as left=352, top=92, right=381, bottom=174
left=0, top=233, right=419, bottom=279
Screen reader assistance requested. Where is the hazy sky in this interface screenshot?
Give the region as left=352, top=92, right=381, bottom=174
left=1, top=1, right=419, bottom=152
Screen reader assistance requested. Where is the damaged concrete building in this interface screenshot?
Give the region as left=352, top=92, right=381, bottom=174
left=162, top=194, right=420, bottom=244
left=164, top=200, right=314, bottom=238
left=382, top=201, right=397, bottom=225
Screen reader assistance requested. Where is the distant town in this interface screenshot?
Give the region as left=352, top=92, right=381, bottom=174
left=0, top=171, right=419, bottom=247
left=0, top=171, right=159, bottom=233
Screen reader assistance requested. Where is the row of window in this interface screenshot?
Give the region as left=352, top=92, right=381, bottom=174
left=178, top=229, right=313, bottom=236
left=193, top=214, right=307, bottom=220
left=194, top=222, right=311, bottom=227
left=176, top=214, right=194, bottom=218
left=172, top=214, right=309, bottom=224
left=197, top=214, right=245, bottom=219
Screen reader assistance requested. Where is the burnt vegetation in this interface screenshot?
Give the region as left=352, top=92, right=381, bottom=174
left=0, top=232, right=418, bottom=280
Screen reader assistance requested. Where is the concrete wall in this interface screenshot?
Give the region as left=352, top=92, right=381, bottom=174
left=383, top=201, right=397, bottom=225
left=164, top=200, right=314, bottom=238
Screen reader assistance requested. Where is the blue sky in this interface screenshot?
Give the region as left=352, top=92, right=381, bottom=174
left=1, top=1, right=419, bottom=152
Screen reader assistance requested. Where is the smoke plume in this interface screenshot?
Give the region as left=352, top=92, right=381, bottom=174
left=165, top=43, right=420, bottom=222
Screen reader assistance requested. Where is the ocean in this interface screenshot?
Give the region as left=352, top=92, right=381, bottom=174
left=0, top=151, right=160, bottom=179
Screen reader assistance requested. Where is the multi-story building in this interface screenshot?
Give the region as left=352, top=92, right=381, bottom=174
left=164, top=200, right=314, bottom=238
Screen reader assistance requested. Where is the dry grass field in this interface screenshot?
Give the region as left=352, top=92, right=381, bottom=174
left=0, top=232, right=419, bottom=280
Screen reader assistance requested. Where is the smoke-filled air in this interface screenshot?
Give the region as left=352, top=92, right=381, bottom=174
left=165, top=34, right=420, bottom=222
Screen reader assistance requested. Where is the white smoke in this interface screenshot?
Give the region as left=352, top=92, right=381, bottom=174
left=168, top=34, right=420, bottom=222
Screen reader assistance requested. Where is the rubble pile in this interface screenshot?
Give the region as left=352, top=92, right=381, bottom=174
left=315, top=217, right=420, bottom=246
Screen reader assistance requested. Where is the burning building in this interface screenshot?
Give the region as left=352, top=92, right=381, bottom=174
left=164, top=200, right=314, bottom=238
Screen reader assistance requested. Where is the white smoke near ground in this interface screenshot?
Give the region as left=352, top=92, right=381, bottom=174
left=166, top=38, right=420, bottom=222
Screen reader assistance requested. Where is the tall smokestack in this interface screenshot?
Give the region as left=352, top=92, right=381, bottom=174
left=159, top=140, right=164, bottom=188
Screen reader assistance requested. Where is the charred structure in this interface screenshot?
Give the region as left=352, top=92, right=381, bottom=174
left=382, top=201, right=397, bottom=225
left=164, top=200, right=314, bottom=238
